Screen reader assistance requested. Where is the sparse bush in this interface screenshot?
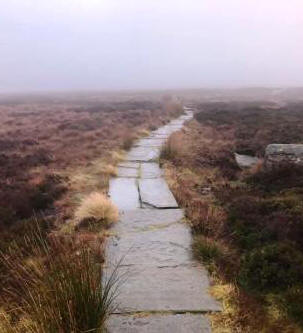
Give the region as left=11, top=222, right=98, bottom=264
left=247, top=164, right=303, bottom=192
left=281, top=287, right=303, bottom=327
left=239, top=243, right=303, bottom=292
left=75, top=192, right=118, bottom=229
left=193, top=235, right=223, bottom=265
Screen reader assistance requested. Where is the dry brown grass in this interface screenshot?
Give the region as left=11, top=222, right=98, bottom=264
left=75, top=192, right=118, bottom=228
left=161, top=118, right=302, bottom=332
left=0, top=93, right=184, bottom=330
left=160, top=132, right=184, bottom=162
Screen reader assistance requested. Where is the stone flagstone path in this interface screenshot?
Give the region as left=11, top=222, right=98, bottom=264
left=105, top=108, right=221, bottom=332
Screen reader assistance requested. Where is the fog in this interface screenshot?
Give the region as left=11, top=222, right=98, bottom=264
left=1, top=0, right=303, bottom=92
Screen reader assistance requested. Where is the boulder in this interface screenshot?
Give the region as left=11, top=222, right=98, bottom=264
left=265, top=144, right=303, bottom=168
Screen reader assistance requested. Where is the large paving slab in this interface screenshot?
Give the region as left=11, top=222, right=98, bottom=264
left=118, top=162, right=140, bottom=169
left=107, top=314, right=211, bottom=333
left=117, top=166, right=139, bottom=178
left=139, top=178, right=178, bottom=208
left=106, top=223, right=192, bottom=267
left=110, top=265, right=221, bottom=313
left=109, top=178, right=140, bottom=210
left=115, top=209, right=184, bottom=233
left=126, top=146, right=160, bottom=162
left=134, top=138, right=166, bottom=148
left=140, top=163, right=163, bottom=178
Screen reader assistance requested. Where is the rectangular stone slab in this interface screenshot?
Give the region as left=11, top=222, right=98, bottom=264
left=106, top=223, right=192, bottom=267
left=139, top=178, right=178, bottom=208
left=107, top=265, right=221, bottom=313
left=126, top=146, right=159, bottom=162
left=106, top=314, right=211, bottom=333
left=118, top=162, right=140, bottom=169
left=117, top=167, right=139, bottom=178
left=109, top=178, right=140, bottom=210
left=134, top=138, right=166, bottom=148
left=140, top=163, right=163, bottom=178
left=115, top=209, right=184, bottom=233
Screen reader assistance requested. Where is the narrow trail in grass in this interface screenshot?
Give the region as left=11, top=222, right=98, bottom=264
left=105, top=108, right=221, bottom=332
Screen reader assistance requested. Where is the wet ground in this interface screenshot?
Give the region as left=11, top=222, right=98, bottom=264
left=105, top=108, right=221, bottom=332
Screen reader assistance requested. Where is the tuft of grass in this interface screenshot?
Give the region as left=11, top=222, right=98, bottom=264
left=99, top=164, right=117, bottom=177
left=193, top=235, right=223, bottom=266
left=137, top=128, right=150, bottom=137
left=122, top=135, right=136, bottom=151
left=111, top=151, right=125, bottom=164
left=75, top=192, right=119, bottom=229
left=0, top=221, right=120, bottom=333
left=160, top=133, right=183, bottom=162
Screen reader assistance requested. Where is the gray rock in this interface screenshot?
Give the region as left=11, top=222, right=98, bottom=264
left=106, top=314, right=211, bottom=333
left=265, top=144, right=303, bottom=167
left=235, top=153, right=260, bottom=169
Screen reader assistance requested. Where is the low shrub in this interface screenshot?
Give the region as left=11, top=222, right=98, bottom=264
left=281, top=287, right=303, bottom=327
left=246, top=164, right=303, bottom=193
left=239, top=243, right=303, bottom=292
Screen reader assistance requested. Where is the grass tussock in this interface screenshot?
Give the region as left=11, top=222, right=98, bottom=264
left=98, top=164, right=117, bottom=177
left=75, top=192, right=118, bottom=229
left=122, top=135, right=136, bottom=151
left=137, top=128, right=150, bottom=137
left=0, top=220, right=118, bottom=333
left=160, top=132, right=184, bottom=162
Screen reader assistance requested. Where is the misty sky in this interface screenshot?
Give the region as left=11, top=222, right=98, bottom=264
left=1, top=0, right=303, bottom=92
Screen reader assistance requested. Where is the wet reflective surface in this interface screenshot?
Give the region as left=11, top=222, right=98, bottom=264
left=106, top=108, right=220, bottom=332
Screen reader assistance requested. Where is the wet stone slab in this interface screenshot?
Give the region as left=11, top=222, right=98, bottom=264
left=126, top=146, right=160, bottom=162
left=110, top=265, right=221, bottom=313
left=139, top=178, right=178, bottom=208
left=117, top=167, right=139, bottom=178
left=118, top=162, right=140, bottom=169
left=115, top=209, right=184, bottom=233
left=140, top=163, right=163, bottom=179
left=134, top=138, right=166, bottom=148
left=106, top=223, right=192, bottom=267
left=109, top=178, right=140, bottom=210
left=105, top=110, right=221, bottom=331
left=107, top=314, right=211, bottom=333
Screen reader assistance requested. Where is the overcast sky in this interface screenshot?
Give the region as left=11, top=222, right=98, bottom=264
left=1, top=0, right=302, bottom=92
